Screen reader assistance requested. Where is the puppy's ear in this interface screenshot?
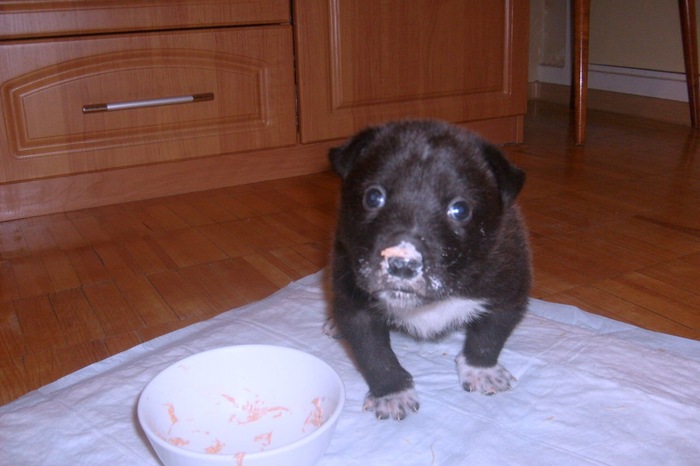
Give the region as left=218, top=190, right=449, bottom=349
left=329, top=126, right=381, bottom=179
left=481, top=142, right=525, bottom=206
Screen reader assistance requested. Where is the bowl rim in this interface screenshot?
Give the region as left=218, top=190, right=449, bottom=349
left=137, top=344, right=346, bottom=461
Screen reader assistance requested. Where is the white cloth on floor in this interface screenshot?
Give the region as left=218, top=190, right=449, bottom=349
left=1, top=271, right=699, bottom=465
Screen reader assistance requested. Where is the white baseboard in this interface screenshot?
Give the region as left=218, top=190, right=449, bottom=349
left=537, top=64, right=690, bottom=102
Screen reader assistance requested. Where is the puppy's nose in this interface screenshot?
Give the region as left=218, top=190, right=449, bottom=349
left=380, top=240, right=423, bottom=280
left=387, top=256, right=422, bottom=279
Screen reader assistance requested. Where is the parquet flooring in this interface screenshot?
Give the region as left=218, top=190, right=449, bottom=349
left=1, top=101, right=699, bottom=405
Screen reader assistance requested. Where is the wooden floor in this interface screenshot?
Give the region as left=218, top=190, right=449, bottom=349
left=1, top=101, right=699, bottom=405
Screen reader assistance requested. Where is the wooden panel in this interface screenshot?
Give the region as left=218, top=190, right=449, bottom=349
left=0, top=26, right=297, bottom=183
left=0, top=139, right=335, bottom=222
left=0, top=0, right=290, bottom=39
left=294, top=0, right=529, bottom=143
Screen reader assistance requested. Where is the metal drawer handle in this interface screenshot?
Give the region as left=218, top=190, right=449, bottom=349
left=82, top=92, right=214, bottom=114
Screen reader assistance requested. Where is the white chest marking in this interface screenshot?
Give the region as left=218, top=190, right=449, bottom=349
left=388, top=297, right=487, bottom=339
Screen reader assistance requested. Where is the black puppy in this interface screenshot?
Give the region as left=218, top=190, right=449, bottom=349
left=328, top=120, right=531, bottom=420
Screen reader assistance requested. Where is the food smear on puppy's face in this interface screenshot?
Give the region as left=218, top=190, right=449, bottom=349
left=328, top=120, right=531, bottom=421
left=380, top=241, right=419, bottom=260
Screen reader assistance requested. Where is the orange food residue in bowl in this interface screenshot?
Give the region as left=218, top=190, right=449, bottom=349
left=237, top=400, right=290, bottom=424
left=167, top=437, right=190, bottom=447
left=222, top=393, right=290, bottom=425
left=156, top=430, right=191, bottom=448
left=222, top=394, right=237, bottom=405
left=254, top=431, right=273, bottom=448
left=303, top=397, right=324, bottom=431
left=204, top=438, right=225, bottom=454
left=165, top=402, right=179, bottom=434
left=235, top=452, right=246, bottom=466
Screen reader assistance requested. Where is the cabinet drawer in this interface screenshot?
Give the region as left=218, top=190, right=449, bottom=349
left=0, top=26, right=297, bottom=183
left=0, top=0, right=290, bottom=39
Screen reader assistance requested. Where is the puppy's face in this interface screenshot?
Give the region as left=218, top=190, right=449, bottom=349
left=331, top=121, right=524, bottom=310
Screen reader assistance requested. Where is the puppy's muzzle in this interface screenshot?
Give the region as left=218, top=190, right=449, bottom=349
left=380, top=241, right=423, bottom=281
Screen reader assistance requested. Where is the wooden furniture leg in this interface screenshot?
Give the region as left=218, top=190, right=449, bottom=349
left=573, top=0, right=591, bottom=145
left=679, top=0, right=700, bottom=128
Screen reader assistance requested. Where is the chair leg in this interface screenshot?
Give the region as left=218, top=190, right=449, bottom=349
left=679, top=0, right=700, bottom=128
left=573, top=0, right=591, bottom=145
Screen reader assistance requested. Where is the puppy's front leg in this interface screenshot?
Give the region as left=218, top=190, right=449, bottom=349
left=337, top=309, right=419, bottom=420
left=456, top=311, right=521, bottom=395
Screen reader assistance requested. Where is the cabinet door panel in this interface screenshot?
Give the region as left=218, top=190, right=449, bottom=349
left=295, top=0, right=528, bottom=142
left=0, top=27, right=297, bottom=183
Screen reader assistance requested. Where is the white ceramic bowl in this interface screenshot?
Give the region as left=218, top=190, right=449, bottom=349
left=138, top=345, right=345, bottom=466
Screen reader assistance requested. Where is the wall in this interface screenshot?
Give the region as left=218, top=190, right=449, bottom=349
left=530, top=0, right=698, bottom=103
left=590, top=0, right=686, bottom=73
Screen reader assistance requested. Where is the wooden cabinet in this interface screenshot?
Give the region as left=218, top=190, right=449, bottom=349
left=0, top=27, right=297, bottom=183
left=0, top=0, right=290, bottom=38
left=0, top=0, right=528, bottom=221
left=294, top=0, right=528, bottom=143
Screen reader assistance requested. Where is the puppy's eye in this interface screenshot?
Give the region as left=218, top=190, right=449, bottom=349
left=447, top=198, right=472, bottom=222
left=363, top=186, right=386, bottom=210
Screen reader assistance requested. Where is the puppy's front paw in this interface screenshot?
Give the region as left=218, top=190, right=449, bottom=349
left=455, top=354, right=515, bottom=395
left=322, top=317, right=342, bottom=339
left=363, top=388, right=420, bottom=421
